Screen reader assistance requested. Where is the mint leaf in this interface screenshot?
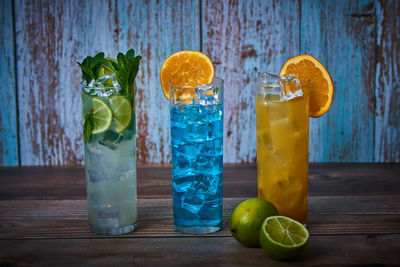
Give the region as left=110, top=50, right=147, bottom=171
left=78, top=52, right=105, bottom=84
left=116, top=49, right=142, bottom=94
left=83, top=111, right=94, bottom=143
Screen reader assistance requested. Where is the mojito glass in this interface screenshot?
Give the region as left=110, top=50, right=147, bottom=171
left=170, top=78, right=224, bottom=234
left=255, top=73, right=309, bottom=223
left=81, top=81, right=137, bottom=235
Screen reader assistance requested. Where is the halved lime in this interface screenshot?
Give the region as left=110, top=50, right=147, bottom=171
left=259, top=216, right=309, bottom=261
left=110, top=96, right=132, bottom=133
left=91, top=98, right=113, bottom=134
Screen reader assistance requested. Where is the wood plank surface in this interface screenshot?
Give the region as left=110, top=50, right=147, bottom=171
left=1, top=164, right=399, bottom=200
left=301, top=0, right=376, bottom=162
left=375, top=0, right=400, bottom=162
left=0, top=164, right=399, bottom=240
left=0, top=0, right=18, bottom=166
left=1, top=234, right=399, bottom=266
left=202, top=0, right=300, bottom=163
left=0, top=164, right=399, bottom=265
left=0, top=197, right=399, bottom=240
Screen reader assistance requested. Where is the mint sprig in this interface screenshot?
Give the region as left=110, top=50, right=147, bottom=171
left=77, top=49, right=141, bottom=95
left=116, top=49, right=142, bottom=95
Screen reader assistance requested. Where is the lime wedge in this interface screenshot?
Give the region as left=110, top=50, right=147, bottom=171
left=259, top=216, right=309, bottom=261
left=91, top=98, right=113, bottom=134
left=110, top=96, right=132, bottom=133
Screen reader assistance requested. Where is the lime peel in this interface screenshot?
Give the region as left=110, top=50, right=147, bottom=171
left=91, top=98, right=113, bottom=135
left=260, top=216, right=309, bottom=261
left=110, top=96, right=132, bottom=133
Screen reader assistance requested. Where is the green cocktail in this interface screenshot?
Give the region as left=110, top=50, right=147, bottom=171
left=78, top=49, right=141, bottom=235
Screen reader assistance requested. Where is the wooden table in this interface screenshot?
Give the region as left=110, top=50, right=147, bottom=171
left=0, top=164, right=399, bottom=266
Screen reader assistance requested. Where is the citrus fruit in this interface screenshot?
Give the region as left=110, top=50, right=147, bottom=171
left=110, top=96, right=132, bottom=133
left=91, top=98, right=113, bottom=134
left=259, top=215, right=309, bottom=261
left=98, top=57, right=118, bottom=87
left=230, top=198, right=279, bottom=247
left=160, top=50, right=214, bottom=100
left=279, top=54, right=334, bottom=118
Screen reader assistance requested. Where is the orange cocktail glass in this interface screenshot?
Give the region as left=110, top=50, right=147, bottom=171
left=255, top=73, right=309, bottom=223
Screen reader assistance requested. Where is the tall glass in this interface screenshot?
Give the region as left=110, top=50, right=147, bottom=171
left=255, top=73, right=309, bottom=223
left=169, top=78, right=224, bottom=234
left=81, top=82, right=137, bottom=235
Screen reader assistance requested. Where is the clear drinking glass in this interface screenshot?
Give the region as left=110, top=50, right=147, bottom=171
left=81, top=81, right=137, bottom=235
left=255, top=73, right=309, bottom=223
left=169, top=78, right=224, bottom=234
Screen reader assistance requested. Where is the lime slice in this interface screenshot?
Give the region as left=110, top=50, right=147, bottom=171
left=110, top=96, right=132, bottom=133
left=91, top=98, right=113, bottom=134
left=97, top=57, right=118, bottom=87
left=259, top=216, right=309, bottom=261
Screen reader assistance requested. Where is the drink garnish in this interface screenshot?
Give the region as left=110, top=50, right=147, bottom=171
left=78, top=49, right=141, bottom=95
left=160, top=50, right=214, bottom=100
left=78, top=49, right=141, bottom=142
left=279, top=54, right=334, bottom=118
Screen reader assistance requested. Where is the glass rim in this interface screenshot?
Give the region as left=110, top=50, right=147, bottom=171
left=81, top=85, right=120, bottom=90
left=80, top=80, right=137, bottom=91
left=168, top=77, right=224, bottom=88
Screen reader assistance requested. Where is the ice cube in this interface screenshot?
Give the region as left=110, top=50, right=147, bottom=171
left=181, top=182, right=207, bottom=214
left=173, top=174, right=196, bottom=193
left=201, top=174, right=220, bottom=195
left=98, top=131, right=123, bottom=150
left=195, top=85, right=219, bottom=105
left=278, top=74, right=303, bottom=101
left=274, top=151, right=287, bottom=167
left=87, top=168, right=110, bottom=183
left=258, top=133, right=273, bottom=151
left=171, top=87, right=195, bottom=106
left=172, top=154, right=194, bottom=177
left=85, top=74, right=121, bottom=97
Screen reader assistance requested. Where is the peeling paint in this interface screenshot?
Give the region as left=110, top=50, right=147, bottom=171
left=1, top=0, right=399, bottom=166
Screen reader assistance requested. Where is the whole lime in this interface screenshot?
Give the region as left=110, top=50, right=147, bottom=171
left=230, top=198, right=279, bottom=247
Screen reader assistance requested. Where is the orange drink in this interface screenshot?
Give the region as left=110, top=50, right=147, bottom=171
left=255, top=73, right=309, bottom=223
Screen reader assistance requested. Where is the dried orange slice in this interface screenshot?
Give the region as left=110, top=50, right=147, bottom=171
left=280, top=54, right=334, bottom=118
left=160, top=50, right=214, bottom=100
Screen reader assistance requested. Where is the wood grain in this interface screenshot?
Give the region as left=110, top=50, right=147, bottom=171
left=0, top=164, right=399, bottom=240
left=375, top=0, right=400, bottom=162
left=1, top=164, right=399, bottom=200
left=301, top=0, right=376, bottom=162
left=0, top=197, right=399, bottom=240
left=202, top=0, right=300, bottom=163
left=1, top=234, right=399, bottom=266
left=1, top=0, right=399, bottom=166
left=13, top=0, right=200, bottom=166
left=0, top=165, right=399, bottom=265
left=0, top=0, right=18, bottom=166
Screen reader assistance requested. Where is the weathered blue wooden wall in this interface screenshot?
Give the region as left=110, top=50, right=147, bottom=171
left=0, top=0, right=398, bottom=166
left=0, top=0, right=18, bottom=166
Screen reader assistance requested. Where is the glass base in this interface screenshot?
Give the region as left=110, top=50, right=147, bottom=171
left=90, top=222, right=137, bottom=235
left=174, top=223, right=222, bottom=235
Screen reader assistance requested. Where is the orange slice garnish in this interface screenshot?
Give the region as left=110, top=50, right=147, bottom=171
left=160, top=50, right=214, bottom=100
left=280, top=54, right=334, bottom=118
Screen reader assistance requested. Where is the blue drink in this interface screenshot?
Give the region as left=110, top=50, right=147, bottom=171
left=170, top=78, right=224, bottom=234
